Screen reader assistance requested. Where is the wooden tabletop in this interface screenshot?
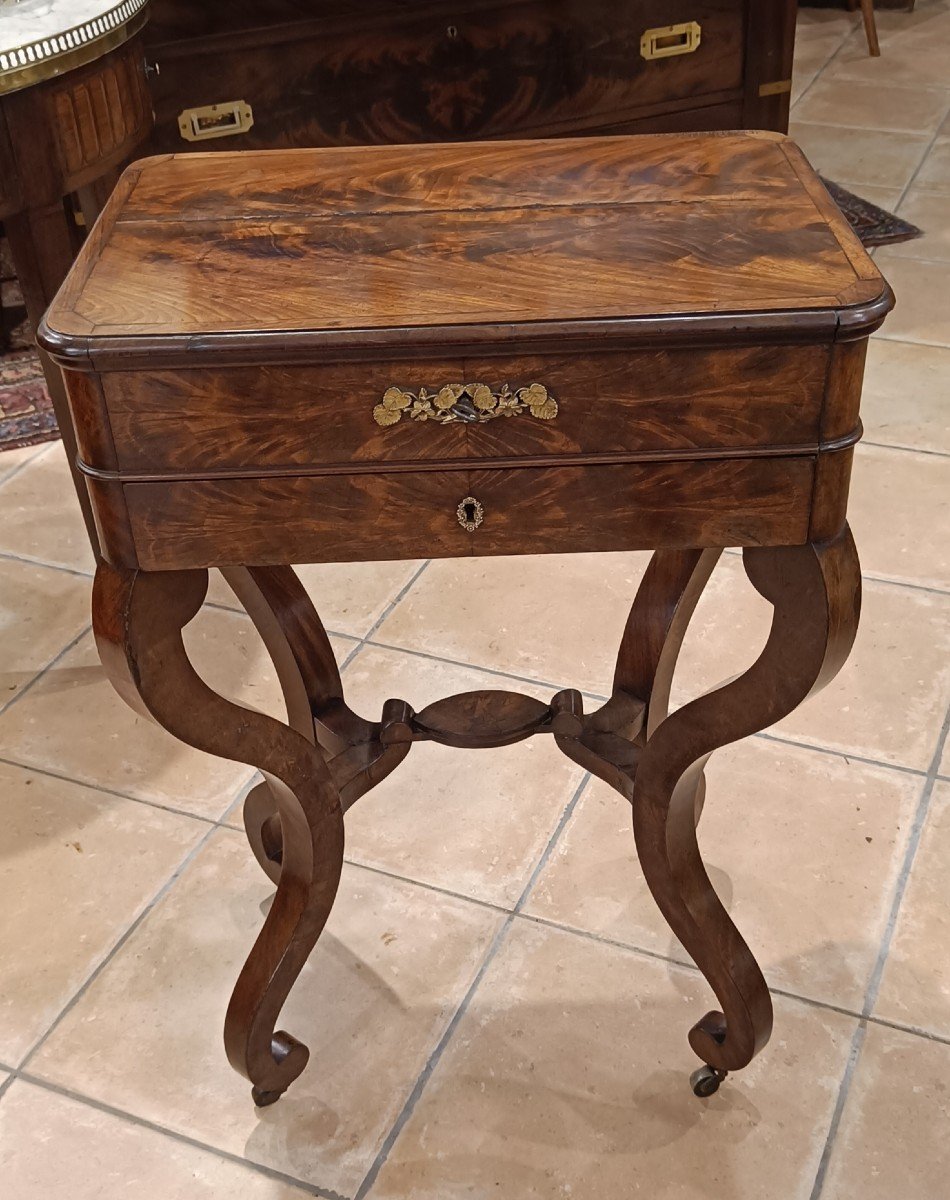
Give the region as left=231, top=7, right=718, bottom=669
left=41, top=131, right=890, bottom=362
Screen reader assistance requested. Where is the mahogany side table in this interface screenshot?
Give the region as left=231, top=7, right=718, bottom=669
left=39, top=133, right=893, bottom=1107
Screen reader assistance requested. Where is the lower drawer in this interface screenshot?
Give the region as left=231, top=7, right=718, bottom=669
left=101, top=456, right=818, bottom=570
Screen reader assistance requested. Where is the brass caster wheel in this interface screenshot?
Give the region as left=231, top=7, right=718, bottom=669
left=690, top=1065, right=727, bottom=1098
left=251, top=1086, right=283, bottom=1107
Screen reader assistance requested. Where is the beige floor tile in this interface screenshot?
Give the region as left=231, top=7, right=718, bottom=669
left=0, top=1081, right=312, bottom=1199
left=525, top=739, right=919, bottom=1011
left=874, top=781, right=950, bottom=1037
left=830, top=181, right=904, bottom=210
left=0, top=762, right=205, bottom=1064
left=915, top=137, right=950, bottom=192
left=29, top=828, right=503, bottom=1196
left=796, top=9, right=858, bottom=42
left=874, top=255, right=950, bottom=346
left=886, top=188, right=950, bottom=262
left=788, top=121, right=929, bottom=188
left=848, top=443, right=950, bottom=590
left=0, top=607, right=291, bottom=819
left=791, top=34, right=847, bottom=104
left=335, top=644, right=585, bottom=907
left=671, top=556, right=950, bottom=771
left=871, top=2, right=950, bottom=43
left=824, top=32, right=950, bottom=88
left=0, top=558, right=90, bottom=711
left=374, top=551, right=651, bottom=696
left=821, top=1023, right=950, bottom=1200
left=791, top=71, right=819, bottom=108
left=0, top=442, right=47, bottom=485
left=792, top=79, right=949, bottom=135
left=370, top=920, right=856, bottom=1200
left=0, top=444, right=95, bottom=573
left=206, top=560, right=425, bottom=639
left=860, top=339, right=950, bottom=454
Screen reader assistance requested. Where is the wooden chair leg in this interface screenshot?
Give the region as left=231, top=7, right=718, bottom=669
left=92, top=562, right=346, bottom=1106
left=859, top=0, right=881, bottom=56
left=632, top=528, right=861, bottom=1089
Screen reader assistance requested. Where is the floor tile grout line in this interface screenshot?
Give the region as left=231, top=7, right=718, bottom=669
left=203, top=597, right=362, bottom=645
left=751, top=731, right=928, bottom=777
left=335, top=560, right=434, bottom=673
left=861, top=439, right=950, bottom=460
left=0, top=753, right=226, bottom=828
left=807, top=1022, right=870, bottom=1200
left=511, top=773, right=593, bottom=915
left=0, top=441, right=55, bottom=490
left=352, top=913, right=517, bottom=1200
left=863, top=1011, right=950, bottom=1049
left=359, top=634, right=608, bottom=701
left=853, top=572, right=950, bottom=600
left=875, top=334, right=950, bottom=351
left=338, top=857, right=514, bottom=918
left=8, top=1073, right=346, bottom=1200
left=0, top=547, right=94, bottom=574
left=891, top=88, right=950, bottom=211
left=515, top=908, right=874, bottom=1025
left=13, top=771, right=248, bottom=1075
left=809, top=697, right=950, bottom=1200
left=858, top=700, right=950, bottom=1023
left=0, top=621, right=91, bottom=719
left=360, top=560, right=433, bottom=645
left=352, top=771, right=592, bottom=1200
left=790, top=20, right=859, bottom=110
left=0, top=547, right=94, bottom=578
left=872, top=251, right=950, bottom=267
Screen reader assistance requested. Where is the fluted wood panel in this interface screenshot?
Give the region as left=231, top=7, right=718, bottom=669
left=46, top=40, right=151, bottom=180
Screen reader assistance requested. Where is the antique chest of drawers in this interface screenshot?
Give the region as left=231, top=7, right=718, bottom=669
left=143, top=0, right=798, bottom=151
left=39, top=132, right=892, bottom=1107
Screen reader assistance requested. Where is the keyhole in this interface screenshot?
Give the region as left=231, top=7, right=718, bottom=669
left=456, top=495, right=484, bottom=531
left=446, top=24, right=460, bottom=39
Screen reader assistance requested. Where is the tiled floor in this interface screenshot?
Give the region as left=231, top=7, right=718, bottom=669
left=2, top=5, right=950, bottom=1197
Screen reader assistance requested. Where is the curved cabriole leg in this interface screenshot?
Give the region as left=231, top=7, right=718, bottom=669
left=557, top=550, right=721, bottom=806
left=220, top=566, right=411, bottom=883
left=221, top=565, right=346, bottom=886
left=632, top=529, right=860, bottom=1088
left=93, top=562, right=346, bottom=1106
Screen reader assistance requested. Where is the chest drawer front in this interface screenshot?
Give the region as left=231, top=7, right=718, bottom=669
left=114, top=456, right=816, bottom=571
left=100, top=344, right=829, bottom=476
left=147, top=2, right=746, bottom=152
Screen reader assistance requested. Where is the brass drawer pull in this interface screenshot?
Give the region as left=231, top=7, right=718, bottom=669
left=373, top=382, right=557, bottom=427
left=456, top=496, right=484, bottom=532
left=178, top=100, right=254, bottom=142
left=640, top=22, right=702, bottom=61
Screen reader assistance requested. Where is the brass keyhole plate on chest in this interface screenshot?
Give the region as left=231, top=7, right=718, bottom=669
left=456, top=496, right=484, bottom=532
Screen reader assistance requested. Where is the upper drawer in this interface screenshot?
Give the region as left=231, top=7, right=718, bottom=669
left=92, top=343, right=830, bottom=476
left=148, top=1, right=746, bottom=149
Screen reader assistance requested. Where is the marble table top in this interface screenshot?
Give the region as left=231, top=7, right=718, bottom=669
left=0, top=0, right=149, bottom=94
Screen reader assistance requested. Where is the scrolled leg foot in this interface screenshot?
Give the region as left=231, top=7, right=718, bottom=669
left=93, top=562, right=346, bottom=1102
left=630, top=530, right=861, bottom=1078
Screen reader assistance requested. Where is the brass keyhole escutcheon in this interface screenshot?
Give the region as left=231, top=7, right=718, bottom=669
left=456, top=496, right=484, bottom=532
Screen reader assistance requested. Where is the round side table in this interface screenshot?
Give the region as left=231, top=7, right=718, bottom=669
left=1, top=0, right=153, bottom=549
